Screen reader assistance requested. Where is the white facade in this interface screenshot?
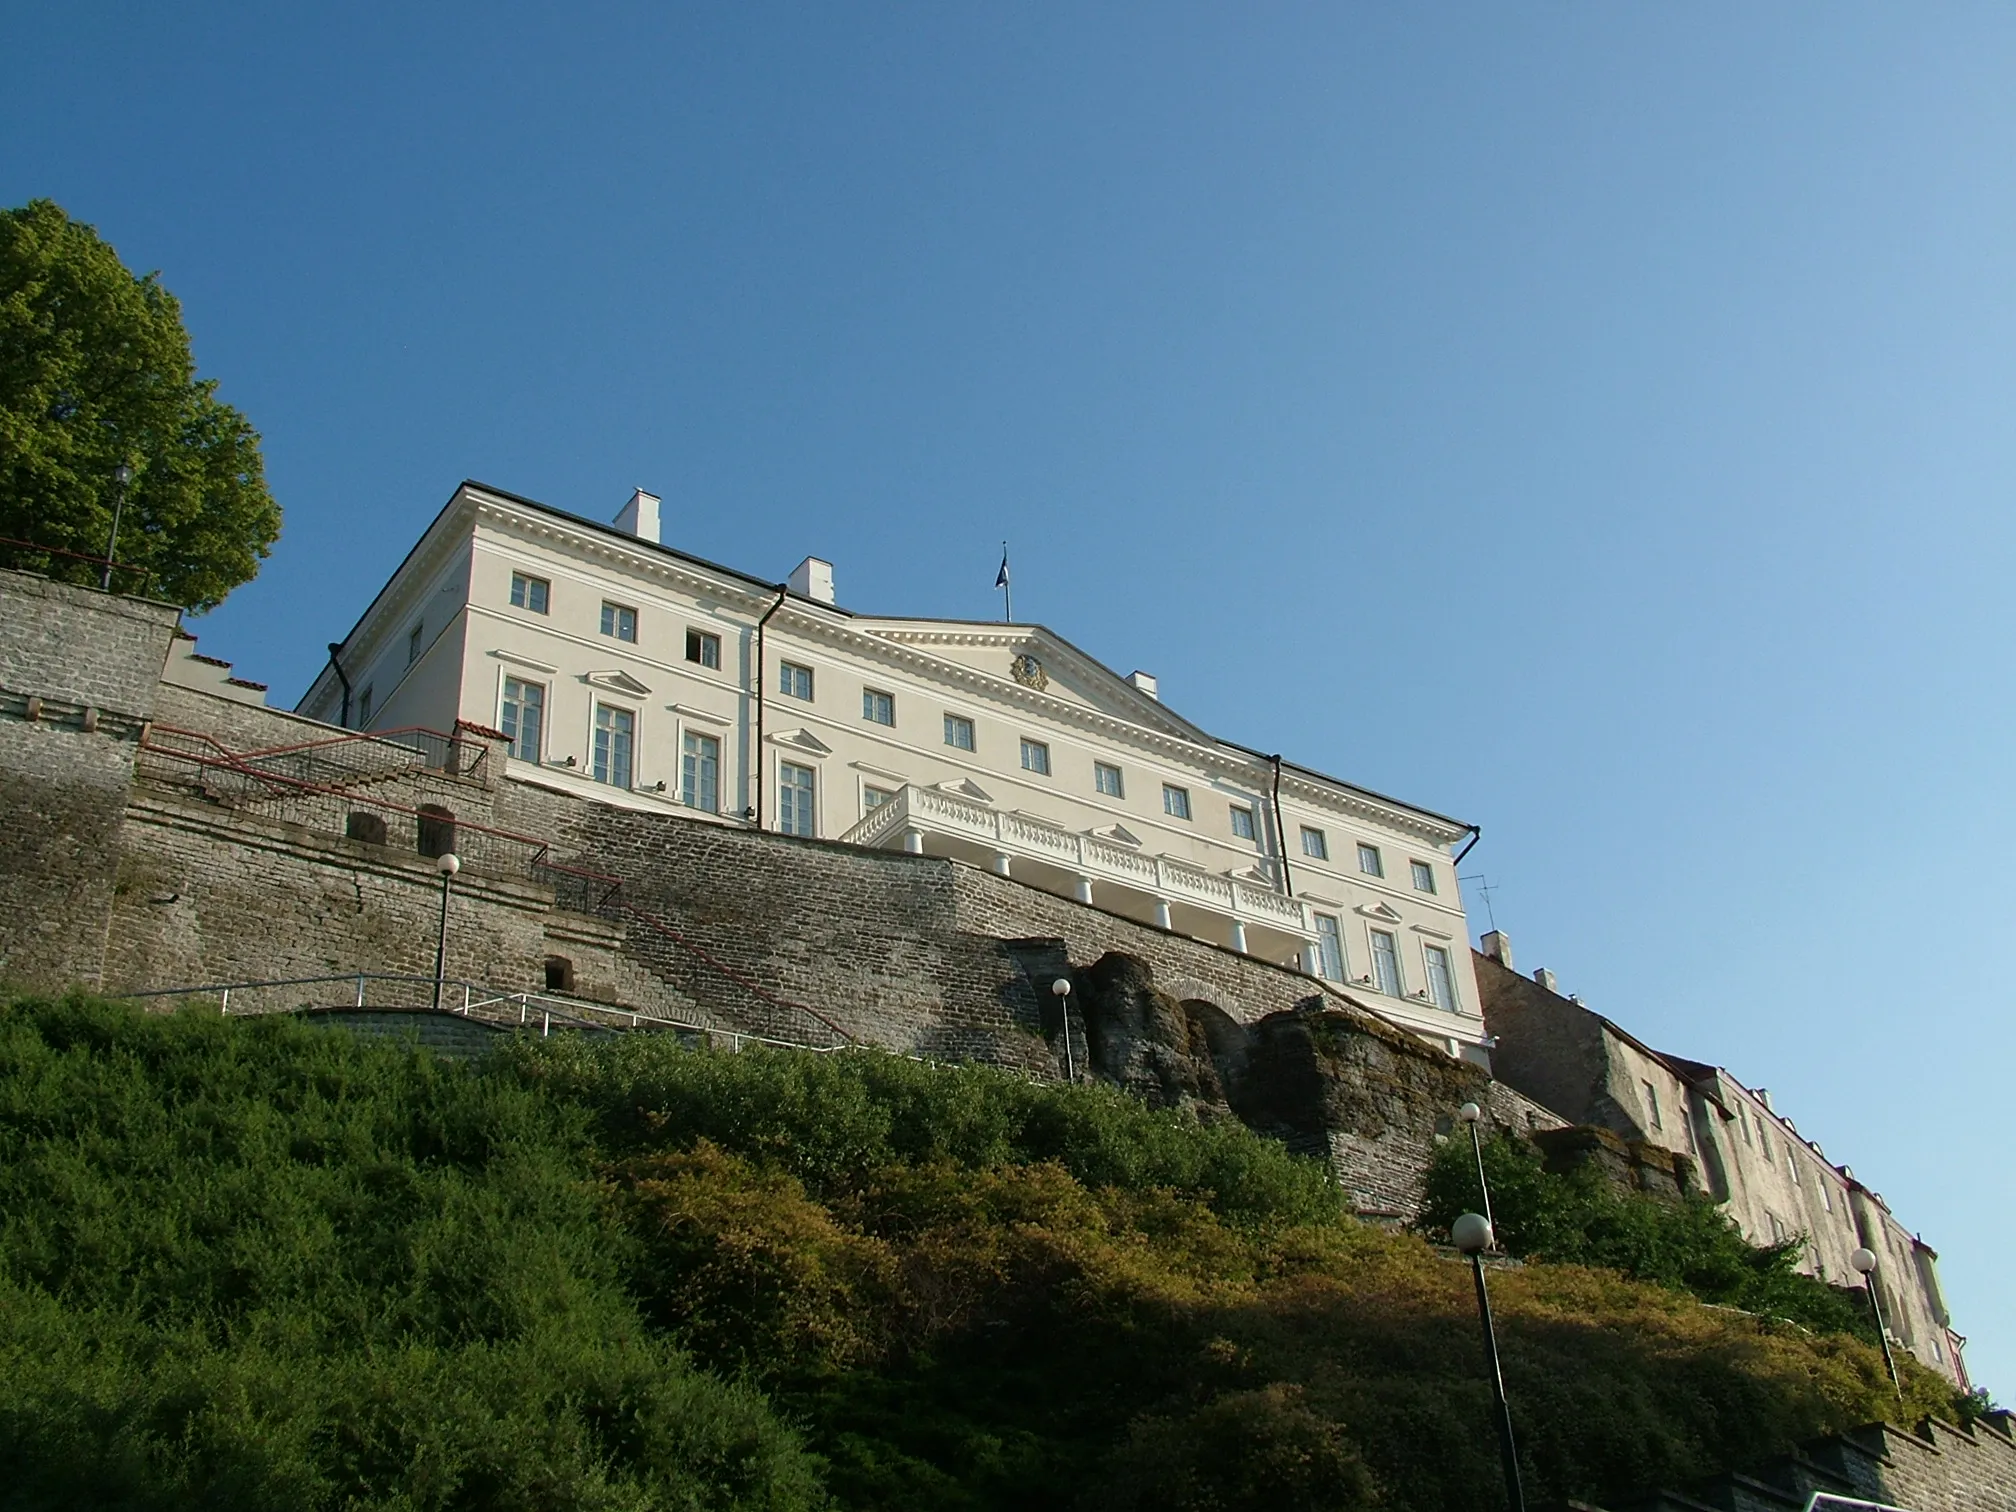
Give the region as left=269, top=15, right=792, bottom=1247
left=299, top=481, right=1486, bottom=1054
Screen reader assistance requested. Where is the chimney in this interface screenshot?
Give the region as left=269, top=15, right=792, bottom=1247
left=1533, top=967, right=1558, bottom=994
left=614, top=488, right=661, bottom=544
left=1479, top=930, right=1513, bottom=969
left=1757, top=1088, right=1774, bottom=1113
left=1126, top=670, right=1159, bottom=700
left=788, top=556, right=835, bottom=606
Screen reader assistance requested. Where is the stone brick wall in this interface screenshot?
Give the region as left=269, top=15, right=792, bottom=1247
left=0, top=570, right=180, bottom=989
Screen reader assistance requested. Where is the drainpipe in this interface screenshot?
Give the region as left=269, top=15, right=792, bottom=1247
left=325, top=642, right=353, bottom=728
left=1454, top=824, right=1482, bottom=866
left=750, top=585, right=788, bottom=829
left=1269, top=754, right=1294, bottom=898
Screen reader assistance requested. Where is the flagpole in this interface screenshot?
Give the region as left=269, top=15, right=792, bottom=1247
left=999, top=541, right=1012, bottom=623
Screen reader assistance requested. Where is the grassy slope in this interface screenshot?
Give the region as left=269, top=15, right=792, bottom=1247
left=0, top=997, right=1958, bottom=1511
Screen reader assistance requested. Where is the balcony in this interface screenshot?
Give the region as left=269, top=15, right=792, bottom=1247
left=838, top=783, right=1313, bottom=964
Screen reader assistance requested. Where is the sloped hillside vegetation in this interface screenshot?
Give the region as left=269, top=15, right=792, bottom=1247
left=0, top=996, right=1963, bottom=1511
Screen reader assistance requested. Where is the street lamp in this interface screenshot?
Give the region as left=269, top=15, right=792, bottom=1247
left=1453, top=1211, right=1526, bottom=1512
left=432, top=852, right=460, bottom=1012
left=1459, top=1100, right=1494, bottom=1233
left=1051, top=978, right=1074, bottom=1080
left=100, top=463, right=133, bottom=591
left=1850, top=1246, right=1903, bottom=1400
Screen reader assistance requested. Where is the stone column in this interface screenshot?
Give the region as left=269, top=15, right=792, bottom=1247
left=1230, top=920, right=1249, bottom=953
left=991, top=852, right=1013, bottom=876
left=1153, top=898, right=1173, bottom=929
left=902, top=829, right=924, bottom=854
left=1073, top=875, right=1095, bottom=905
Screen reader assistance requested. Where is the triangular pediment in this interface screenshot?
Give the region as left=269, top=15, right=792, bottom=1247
left=1356, top=900, right=1405, bottom=923
left=936, top=777, right=993, bottom=802
left=1226, top=863, right=1272, bottom=884
left=584, top=669, right=652, bottom=697
left=849, top=621, right=1209, bottom=741
left=1090, top=823, right=1142, bottom=847
left=767, top=727, right=832, bottom=755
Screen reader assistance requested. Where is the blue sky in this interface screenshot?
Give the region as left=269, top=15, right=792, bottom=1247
left=9, top=4, right=2014, bottom=1393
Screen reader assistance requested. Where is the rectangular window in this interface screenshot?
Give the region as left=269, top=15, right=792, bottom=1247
left=779, top=761, right=815, bottom=837
left=1314, top=914, right=1345, bottom=981
left=1738, top=1107, right=1753, bottom=1147
left=1358, top=843, right=1384, bottom=878
left=601, top=602, right=638, bottom=642
left=779, top=661, right=813, bottom=700
left=509, top=573, right=550, bottom=613
left=1760, top=1124, right=1774, bottom=1163
left=1788, top=1151, right=1800, bottom=1184
left=1820, top=1182, right=1833, bottom=1214
left=862, top=785, right=894, bottom=812
left=407, top=623, right=423, bottom=665
left=1410, top=859, right=1437, bottom=893
left=944, top=714, right=975, bottom=751
left=685, top=629, right=721, bottom=669
left=1020, top=738, right=1051, bottom=775
left=863, top=688, right=895, bottom=726
left=1229, top=804, right=1256, bottom=841
left=358, top=686, right=374, bottom=725
left=1370, top=929, right=1402, bottom=996
left=1095, top=762, right=1124, bottom=798
left=1641, top=1078, right=1663, bottom=1131
left=1425, top=944, right=1456, bottom=1011
left=591, top=704, right=634, bottom=788
left=680, top=730, right=720, bottom=812
left=1163, top=784, right=1191, bottom=820
left=501, top=677, right=544, bottom=762
left=1300, top=826, right=1328, bottom=860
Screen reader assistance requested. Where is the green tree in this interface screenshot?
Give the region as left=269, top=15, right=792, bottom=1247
left=0, top=199, right=280, bottom=610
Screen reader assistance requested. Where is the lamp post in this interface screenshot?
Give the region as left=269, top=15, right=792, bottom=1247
left=1051, top=978, right=1074, bottom=1080
left=432, top=852, right=460, bottom=1012
left=1850, top=1246, right=1903, bottom=1401
left=1453, top=1211, right=1525, bottom=1512
left=100, top=463, right=133, bottom=591
left=1459, top=1099, right=1494, bottom=1233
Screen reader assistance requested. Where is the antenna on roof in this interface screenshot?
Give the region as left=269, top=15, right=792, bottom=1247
left=1459, top=873, right=1499, bottom=931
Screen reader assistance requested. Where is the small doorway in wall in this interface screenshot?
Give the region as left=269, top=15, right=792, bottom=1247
left=345, top=811, right=388, bottom=846
left=544, top=956, right=575, bottom=994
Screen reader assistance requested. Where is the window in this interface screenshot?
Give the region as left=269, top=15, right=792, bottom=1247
left=501, top=677, right=544, bottom=762
left=345, top=811, right=387, bottom=846
left=509, top=573, right=549, bottom=613
left=416, top=804, right=456, bottom=858
left=863, top=688, right=895, bottom=726
left=1095, top=762, right=1124, bottom=799
left=1357, top=843, right=1384, bottom=878
left=1425, top=944, right=1456, bottom=1011
left=544, top=956, right=574, bottom=993
left=1300, top=826, right=1328, bottom=860
left=358, top=686, right=374, bottom=724
left=407, top=623, right=423, bottom=665
left=1410, top=859, right=1437, bottom=893
left=1760, top=1127, right=1774, bottom=1163
left=779, top=661, right=813, bottom=700
left=1737, top=1107, right=1753, bottom=1147
left=1641, top=1078, right=1663, bottom=1131
left=1163, top=784, right=1191, bottom=820
left=681, top=730, right=719, bottom=812
left=1788, top=1149, right=1800, bottom=1183
left=601, top=602, right=638, bottom=642
left=945, top=714, right=975, bottom=751
left=1020, top=738, right=1051, bottom=776
left=1313, top=915, right=1345, bottom=981
left=1370, top=929, right=1402, bottom=996
left=779, top=761, right=815, bottom=837
left=1229, top=804, right=1256, bottom=841
left=862, top=785, right=894, bottom=812
left=685, top=629, right=721, bottom=669
left=1820, top=1182, right=1834, bottom=1214
left=591, top=704, right=634, bottom=787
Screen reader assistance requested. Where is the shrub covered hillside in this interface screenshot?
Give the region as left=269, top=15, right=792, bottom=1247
left=0, top=997, right=1963, bottom=1511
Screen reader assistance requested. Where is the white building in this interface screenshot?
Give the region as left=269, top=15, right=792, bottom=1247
left=298, top=481, right=1488, bottom=1056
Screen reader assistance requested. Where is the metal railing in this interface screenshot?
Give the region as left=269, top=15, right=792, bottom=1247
left=109, top=971, right=845, bottom=1054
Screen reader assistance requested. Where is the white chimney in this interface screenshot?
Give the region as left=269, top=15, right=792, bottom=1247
left=1533, top=967, right=1558, bottom=994
left=1126, top=670, right=1159, bottom=700
left=614, top=488, right=661, bottom=544
left=1480, top=930, right=1513, bottom=969
left=788, top=556, right=835, bottom=605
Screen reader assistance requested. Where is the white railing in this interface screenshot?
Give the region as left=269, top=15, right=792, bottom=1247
left=837, top=784, right=1309, bottom=935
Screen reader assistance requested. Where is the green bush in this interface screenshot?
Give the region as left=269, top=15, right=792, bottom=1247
left=0, top=996, right=1969, bottom=1512
left=1420, top=1128, right=1883, bottom=1341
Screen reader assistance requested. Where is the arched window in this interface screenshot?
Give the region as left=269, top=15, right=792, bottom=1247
left=345, top=811, right=388, bottom=846
left=416, top=805, right=457, bottom=858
